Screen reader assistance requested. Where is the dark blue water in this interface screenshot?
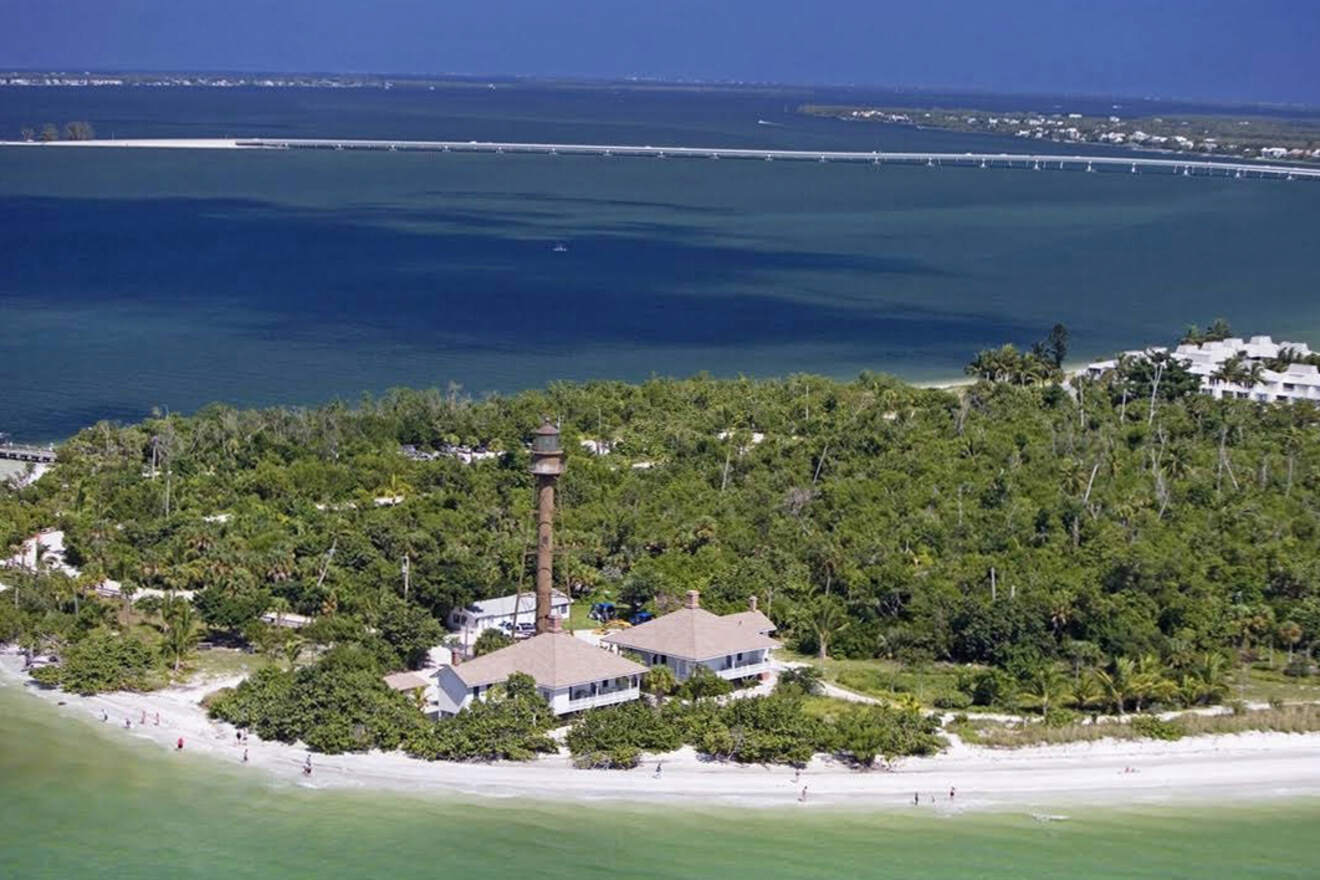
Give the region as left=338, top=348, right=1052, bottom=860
left=3, top=84, right=1319, bottom=439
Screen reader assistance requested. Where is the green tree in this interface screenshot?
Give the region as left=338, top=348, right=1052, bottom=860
left=642, top=663, right=677, bottom=696
left=162, top=599, right=200, bottom=674
left=376, top=596, right=444, bottom=669
left=677, top=665, right=733, bottom=700
left=800, top=595, right=848, bottom=660
left=473, top=628, right=513, bottom=657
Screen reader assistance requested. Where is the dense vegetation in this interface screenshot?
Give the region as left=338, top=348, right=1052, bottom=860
left=4, top=352, right=1320, bottom=750
left=566, top=684, right=944, bottom=769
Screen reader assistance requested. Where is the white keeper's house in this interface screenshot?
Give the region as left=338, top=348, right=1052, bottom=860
left=602, top=591, right=778, bottom=682
left=447, top=589, right=572, bottom=651
left=433, top=616, right=645, bottom=717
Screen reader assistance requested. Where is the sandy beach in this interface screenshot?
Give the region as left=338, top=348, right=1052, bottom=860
left=4, top=650, right=1318, bottom=812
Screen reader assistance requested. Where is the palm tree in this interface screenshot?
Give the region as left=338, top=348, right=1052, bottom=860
left=1020, top=666, right=1071, bottom=718
left=282, top=635, right=305, bottom=670
left=162, top=600, right=199, bottom=674
left=1179, top=652, right=1230, bottom=706
left=800, top=595, right=848, bottom=660
left=1070, top=671, right=1104, bottom=713
left=1211, top=354, right=1251, bottom=387
left=1095, top=657, right=1136, bottom=716
left=1278, top=622, right=1303, bottom=664
left=1130, top=654, right=1176, bottom=711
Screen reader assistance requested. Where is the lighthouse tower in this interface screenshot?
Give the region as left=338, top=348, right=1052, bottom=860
left=529, top=420, right=565, bottom=634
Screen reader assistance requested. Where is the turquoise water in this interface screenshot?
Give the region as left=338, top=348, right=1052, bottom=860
left=2, top=683, right=1318, bottom=878
left=2, top=85, right=1320, bottom=440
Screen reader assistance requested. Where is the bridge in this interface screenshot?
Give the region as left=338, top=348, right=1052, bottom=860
left=233, top=137, right=1320, bottom=181
left=0, top=445, right=57, bottom=464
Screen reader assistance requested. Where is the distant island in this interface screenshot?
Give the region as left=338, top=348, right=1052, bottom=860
left=800, top=103, right=1320, bottom=164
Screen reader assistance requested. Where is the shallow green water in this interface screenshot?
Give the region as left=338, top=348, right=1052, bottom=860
left=1, top=684, right=1316, bottom=879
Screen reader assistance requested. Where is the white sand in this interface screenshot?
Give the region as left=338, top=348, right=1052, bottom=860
left=0, top=139, right=243, bottom=149
left=4, top=650, right=1319, bottom=811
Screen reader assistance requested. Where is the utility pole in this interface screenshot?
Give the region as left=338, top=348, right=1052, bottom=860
left=529, top=420, right=565, bottom=634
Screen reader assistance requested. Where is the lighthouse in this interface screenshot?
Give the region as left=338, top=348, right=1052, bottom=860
left=529, top=419, right=565, bottom=634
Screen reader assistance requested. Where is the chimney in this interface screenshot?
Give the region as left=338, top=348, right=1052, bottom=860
left=547, top=614, right=563, bottom=634
left=685, top=590, right=700, bottom=609
left=748, top=595, right=758, bottom=612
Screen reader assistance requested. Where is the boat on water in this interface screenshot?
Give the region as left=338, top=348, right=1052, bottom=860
left=552, top=243, right=568, bottom=253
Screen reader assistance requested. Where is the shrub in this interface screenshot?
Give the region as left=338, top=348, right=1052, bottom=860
left=566, top=701, right=682, bottom=768
left=775, top=666, right=824, bottom=696
left=209, top=646, right=426, bottom=753
left=472, top=629, right=514, bottom=657
left=39, top=631, right=159, bottom=695
left=706, top=694, right=824, bottom=764
left=932, top=692, right=972, bottom=710
left=958, top=668, right=1016, bottom=707
left=676, top=665, right=733, bottom=701
left=404, top=673, right=557, bottom=762
left=1129, top=715, right=1185, bottom=741
left=829, top=703, right=945, bottom=767
left=642, top=664, right=677, bottom=696
left=1283, top=658, right=1314, bottom=678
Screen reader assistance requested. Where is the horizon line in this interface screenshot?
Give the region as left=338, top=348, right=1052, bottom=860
left=3, top=67, right=1317, bottom=114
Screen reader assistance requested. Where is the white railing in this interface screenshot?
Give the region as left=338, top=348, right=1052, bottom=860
left=565, top=687, right=639, bottom=712
left=713, top=659, right=771, bottom=680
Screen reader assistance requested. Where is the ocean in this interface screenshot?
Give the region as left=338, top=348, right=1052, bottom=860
left=2, top=83, right=1319, bottom=440
left=1, top=682, right=1317, bottom=879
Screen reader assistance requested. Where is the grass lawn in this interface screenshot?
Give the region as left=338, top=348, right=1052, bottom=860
left=567, top=600, right=598, bottom=633
left=1234, top=663, right=1320, bottom=704
left=781, top=652, right=969, bottom=707
left=186, top=646, right=280, bottom=680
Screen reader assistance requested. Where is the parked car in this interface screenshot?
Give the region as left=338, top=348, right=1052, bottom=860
left=628, top=610, right=654, bottom=626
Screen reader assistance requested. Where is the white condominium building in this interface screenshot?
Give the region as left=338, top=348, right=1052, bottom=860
left=1085, top=336, right=1320, bottom=404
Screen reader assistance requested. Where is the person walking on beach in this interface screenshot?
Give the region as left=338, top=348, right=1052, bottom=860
left=242, top=748, right=249, bottom=764
left=794, top=767, right=801, bottom=784
left=100, top=710, right=108, bottom=722
left=154, top=712, right=160, bottom=726
left=798, top=786, right=808, bottom=803
left=913, top=791, right=920, bottom=806
left=176, top=737, right=184, bottom=751
left=303, top=755, right=313, bottom=776
left=653, top=760, right=662, bottom=778
left=949, top=786, right=956, bottom=800
left=124, top=717, right=131, bottom=729
left=140, top=710, right=147, bottom=726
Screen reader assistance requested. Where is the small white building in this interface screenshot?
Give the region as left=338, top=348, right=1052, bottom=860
left=433, top=617, right=645, bottom=717
left=602, top=591, right=779, bottom=682
left=447, top=589, right=572, bottom=651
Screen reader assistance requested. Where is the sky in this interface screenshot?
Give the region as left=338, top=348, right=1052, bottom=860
left=3, top=0, right=1319, bottom=105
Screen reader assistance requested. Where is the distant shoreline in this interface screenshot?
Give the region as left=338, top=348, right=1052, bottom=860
left=5, top=651, right=1319, bottom=811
